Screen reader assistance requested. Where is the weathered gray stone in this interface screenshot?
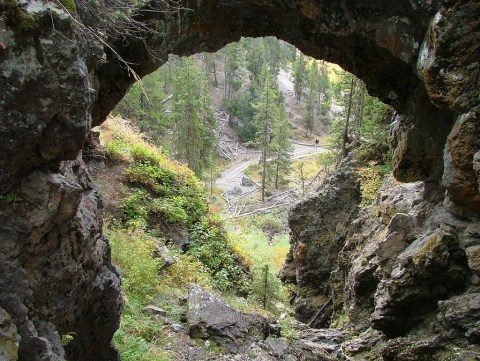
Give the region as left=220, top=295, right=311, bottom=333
left=279, top=170, right=361, bottom=326
left=141, top=305, right=167, bottom=317
left=1, top=1, right=480, bottom=360
left=187, top=284, right=271, bottom=353
left=371, top=226, right=470, bottom=336
left=227, top=186, right=243, bottom=196
left=241, top=175, right=255, bottom=187
left=466, top=245, right=480, bottom=277
left=438, top=293, right=480, bottom=343
left=442, top=111, right=480, bottom=214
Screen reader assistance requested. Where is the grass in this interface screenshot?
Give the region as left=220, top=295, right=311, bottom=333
left=108, top=228, right=173, bottom=361
left=108, top=227, right=218, bottom=361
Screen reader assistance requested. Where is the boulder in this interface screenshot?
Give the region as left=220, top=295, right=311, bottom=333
left=371, top=226, right=470, bottom=336
left=438, top=293, right=480, bottom=344
left=187, top=284, right=271, bottom=353
left=227, top=186, right=243, bottom=196
left=241, top=175, right=255, bottom=187
left=141, top=305, right=167, bottom=317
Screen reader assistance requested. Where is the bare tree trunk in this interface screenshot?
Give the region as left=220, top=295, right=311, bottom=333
left=342, top=77, right=355, bottom=158
left=224, top=54, right=227, bottom=99
left=212, top=61, right=218, bottom=86
left=262, top=265, right=269, bottom=310
left=261, top=87, right=269, bottom=202
left=275, top=159, right=279, bottom=189
left=261, top=126, right=267, bottom=201
left=356, top=84, right=366, bottom=140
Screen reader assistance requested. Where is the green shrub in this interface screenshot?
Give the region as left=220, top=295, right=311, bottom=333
left=161, top=253, right=213, bottom=289
left=188, top=216, right=249, bottom=292
left=108, top=229, right=160, bottom=303
left=149, top=198, right=188, bottom=224
left=125, top=161, right=176, bottom=194
left=105, top=137, right=131, bottom=161
left=122, top=190, right=149, bottom=227
left=0, top=193, right=23, bottom=203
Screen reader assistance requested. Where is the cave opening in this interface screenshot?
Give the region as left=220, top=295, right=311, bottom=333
left=1, top=1, right=479, bottom=360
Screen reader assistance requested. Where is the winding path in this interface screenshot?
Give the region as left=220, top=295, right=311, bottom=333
left=216, top=143, right=327, bottom=193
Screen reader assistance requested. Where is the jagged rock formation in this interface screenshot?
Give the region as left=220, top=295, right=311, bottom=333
left=281, top=171, right=480, bottom=358
left=279, top=171, right=361, bottom=327
left=0, top=0, right=479, bottom=360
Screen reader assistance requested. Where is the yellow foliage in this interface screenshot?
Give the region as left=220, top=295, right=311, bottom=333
left=161, top=254, right=213, bottom=290
left=356, top=165, right=384, bottom=206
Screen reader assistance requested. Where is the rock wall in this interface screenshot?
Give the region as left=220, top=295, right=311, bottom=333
left=0, top=0, right=478, bottom=360
left=281, top=170, right=479, bottom=358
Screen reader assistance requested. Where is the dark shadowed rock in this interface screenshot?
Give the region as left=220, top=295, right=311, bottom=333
left=371, top=226, right=470, bottom=336
left=187, top=284, right=271, bottom=353
left=438, top=293, right=480, bottom=344
left=241, top=175, right=255, bottom=187
left=227, top=186, right=243, bottom=196
left=280, top=170, right=361, bottom=326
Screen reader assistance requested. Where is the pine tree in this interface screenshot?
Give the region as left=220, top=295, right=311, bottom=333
left=270, top=100, right=293, bottom=189
left=244, top=38, right=268, bottom=84
left=171, top=58, right=216, bottom=176
left=292, top=52, right=307, bottom=103
left=113, top=70, right=170, bottom=144
left=253, top=68, right=280, bottom=201
left=249, top=263, right=282, bottom=311
left=223, top=43, right=243, bottom=102
left=329, top=68, right=392, bottom=164
left=304, top=61, right=318, bottom=138
left=203, top=52, right=219, bottom=87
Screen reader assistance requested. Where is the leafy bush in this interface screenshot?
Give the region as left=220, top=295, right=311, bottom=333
left=105, top=136, right=131, bottom=161
left=188, top=216, right=249, bottom=292
left=150, top=198, right=188, bottom=224
left=122, top=190, right=149, bottom=227
left=108, top=229, right=160, bottom=303
left=161, top=253, right=212, bottom=289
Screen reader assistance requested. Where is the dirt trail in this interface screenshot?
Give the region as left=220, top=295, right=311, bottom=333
left=216, top=143, right=327, bottom=193
left=216, top=68, right=330, bottom=193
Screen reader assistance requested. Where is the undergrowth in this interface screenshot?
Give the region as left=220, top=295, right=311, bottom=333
left=99, top=117, right=249, bottom=292
left=108, top=228, right=173, bottom=361
left=356, top=162, right=387, bottom=206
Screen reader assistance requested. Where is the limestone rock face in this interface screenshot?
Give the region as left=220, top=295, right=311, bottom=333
left=187, top=284, right=271, bottom=353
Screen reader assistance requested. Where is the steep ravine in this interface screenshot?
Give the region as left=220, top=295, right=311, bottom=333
left=0, top=0, right=479, bottom=360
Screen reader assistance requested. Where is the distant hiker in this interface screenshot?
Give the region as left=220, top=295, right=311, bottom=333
left=315, top=138, right=319, bottom=148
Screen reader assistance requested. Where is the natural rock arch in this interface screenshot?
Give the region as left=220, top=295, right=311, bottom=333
left=0, top=0, right=478, bottom=360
